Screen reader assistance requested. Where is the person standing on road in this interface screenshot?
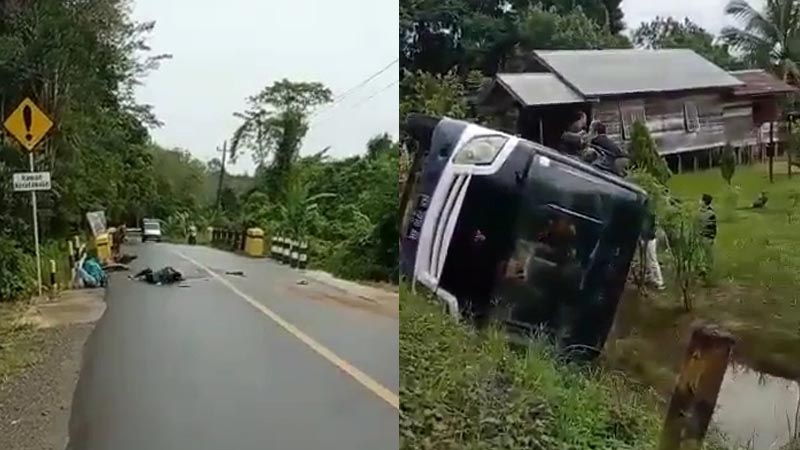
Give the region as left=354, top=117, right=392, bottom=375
left=699, top=194, right=717, bottom=276
left=188, top=224, right=198, bottom=245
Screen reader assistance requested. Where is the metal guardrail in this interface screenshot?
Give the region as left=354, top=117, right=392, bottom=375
left=209, top=228, right=308, bottom=269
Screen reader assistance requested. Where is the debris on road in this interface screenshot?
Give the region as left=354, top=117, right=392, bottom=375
left=296, top=279, right=309, bottom=285
left=225, top=270, right=245, bottom=277
left=76, top=257, right=107, bottom=288
left=102, top=263, right=130, bottom=272
left=116, top=253, right=137, bottom=264
left=130, top=267, right=184, bottom=285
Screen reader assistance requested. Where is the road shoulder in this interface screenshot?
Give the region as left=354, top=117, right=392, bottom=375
left=0, top=289, right=105, bottom=450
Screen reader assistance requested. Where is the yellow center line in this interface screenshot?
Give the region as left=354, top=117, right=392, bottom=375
left=172, top=250, right=400, bottom=410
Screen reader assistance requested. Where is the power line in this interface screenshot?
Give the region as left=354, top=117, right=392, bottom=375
left=309, top=58, right=399, bottom=120
left=350, top=79, right=399, bottom=108
left=311, top=79, right=399, bottom=129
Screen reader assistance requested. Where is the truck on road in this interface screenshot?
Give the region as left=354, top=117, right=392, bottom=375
left=142, top=219, right=163, bottom=243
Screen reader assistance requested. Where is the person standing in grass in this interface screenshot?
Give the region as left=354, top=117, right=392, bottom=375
left=699, top=194, right=717, bottom=275
left=640, top=209, right=665, bottom=290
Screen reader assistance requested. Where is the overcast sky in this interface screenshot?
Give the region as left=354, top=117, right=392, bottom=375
left=621, top=0, right=764, bottom=35
left=131, top=0, right=763, bottom=174
left=131, top=0, right=399, bottom=175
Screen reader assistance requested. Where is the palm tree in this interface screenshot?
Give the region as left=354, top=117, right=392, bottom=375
left=278, top=169, right=336, bottom=240
left=229, top=109, right=271, bottom=164
left=722, top=0, right=800, bottom=82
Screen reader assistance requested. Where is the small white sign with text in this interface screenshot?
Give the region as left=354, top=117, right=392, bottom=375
left=13, top=171, right=51, bottom=192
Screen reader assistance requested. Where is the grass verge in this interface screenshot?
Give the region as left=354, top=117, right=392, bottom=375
left=0, top=301, right=42, bottom=385
left=607, top=161, right=800, bottom=390
left=400, top=285, right=669, bottom=450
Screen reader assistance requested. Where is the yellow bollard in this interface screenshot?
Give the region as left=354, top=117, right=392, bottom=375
left=244, top=228, right=265, bottom=257
left=95, top=233, right=111, bottom=265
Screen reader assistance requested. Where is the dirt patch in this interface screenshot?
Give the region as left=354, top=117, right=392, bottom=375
left=20, top=289, right=106, bottom=329
left=0, top=289, right=105, bottom=450
left=286, top=283, right=399, bottom=319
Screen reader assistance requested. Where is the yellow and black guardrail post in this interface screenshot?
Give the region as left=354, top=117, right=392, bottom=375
left=289, top=239, right=299, bottom=268
left=298, top=241, right=308, bottom=270
left=49, top=259, right=57, bottom=292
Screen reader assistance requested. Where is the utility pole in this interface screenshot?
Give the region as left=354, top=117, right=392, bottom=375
left=215, top=140, right=227, bottom=211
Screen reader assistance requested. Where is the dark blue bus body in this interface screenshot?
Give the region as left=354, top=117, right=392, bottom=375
left=400, top=115, right=648, bottom=357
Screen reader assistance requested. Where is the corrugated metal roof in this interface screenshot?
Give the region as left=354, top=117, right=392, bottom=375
left=496, top=73, right=584, bottom=106
left=730, top=69, right=798, bottom=96
left=534, top=49, right=744, bottom=97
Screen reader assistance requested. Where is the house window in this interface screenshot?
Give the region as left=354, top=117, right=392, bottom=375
left=620, top=102, right=646, bottom=140
left=684, top=101, right=700, bottom=132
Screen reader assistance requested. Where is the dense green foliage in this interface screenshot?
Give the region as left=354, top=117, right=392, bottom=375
left=720, top=144, right=737, bottom=185
left=230, top=79, right=333, bottom=200
left=400, top=287, right=663, bottom=450
left=628, top=121, right=671, bottom=184
left=400, top=0, right=628, bottom=76
left=220, top=80, right=398, bottom=282
left=0, top=0, right=207, bottom=300
left=722, top=0, right=800, bottom=82
left=632, top=16, right=743, bottom=70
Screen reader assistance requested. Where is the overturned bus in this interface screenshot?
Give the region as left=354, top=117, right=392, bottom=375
left=400, top=114, right=648, bottom=359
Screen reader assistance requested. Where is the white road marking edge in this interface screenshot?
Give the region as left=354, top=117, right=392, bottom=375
left=173, top=250, right=400, bottom=410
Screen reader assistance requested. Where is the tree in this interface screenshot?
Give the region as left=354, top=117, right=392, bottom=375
left=720, top=143, right=736, bottom=184
left=277, top=168, right=336, bottom=240
left=366, top=133, right=398, bottom=159
left=628, top=121, right=671, bottom=184
left=722, top=0, right=800, bottom=81
left=230, top=79, right=332, bottom=198
left=399, top=70, right=478, bottom=124
left=509, top=0, right=626, bottom=33
left=662, top=202, right=706, bottom=311
left=400, top=0, right=629, bottom=76
left=633, top=16, right=742, bottom=69
left=0, top=0, right=199, bottom=297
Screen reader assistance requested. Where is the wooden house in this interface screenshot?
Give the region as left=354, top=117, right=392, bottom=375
left=477, top=49, right=796, bottom=173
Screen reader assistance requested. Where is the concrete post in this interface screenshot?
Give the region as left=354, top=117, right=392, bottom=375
left=659, top=323, right=735, bottom=450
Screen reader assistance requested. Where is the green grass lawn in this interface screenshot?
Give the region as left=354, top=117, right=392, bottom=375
left=400, top=286, right=666, bottom=450
left=607, top=160, right=800, bottom=391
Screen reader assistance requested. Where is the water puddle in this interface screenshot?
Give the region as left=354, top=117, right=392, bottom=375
left=715, top=364, right=799, bottom=450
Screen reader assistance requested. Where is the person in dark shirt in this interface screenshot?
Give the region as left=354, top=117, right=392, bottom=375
left=589, top=121, right=629, bottom=175
left=700, top=194, right=717, bottom=240
left=132, top=266, right=184, bottom=285
left=699, top=194, right=717, bottom=275
left=559, top=111, right=588, bottom=157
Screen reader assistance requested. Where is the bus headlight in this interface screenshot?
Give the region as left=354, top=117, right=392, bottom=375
left=452, top=135, right=508, bottom=165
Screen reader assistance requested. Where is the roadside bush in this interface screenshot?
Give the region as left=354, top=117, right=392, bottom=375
left=720, top=144, right=736, bottom=185
left=662, top=202, right=707, bottom=311
left=0, top=237, right=36, bottom=302
left=400, top=286, right=662, bottom=450
left=628, top=121, right=671, bottom=184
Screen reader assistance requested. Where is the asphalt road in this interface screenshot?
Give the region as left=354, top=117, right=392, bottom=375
left=65, top=241, right=398, bottom=450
